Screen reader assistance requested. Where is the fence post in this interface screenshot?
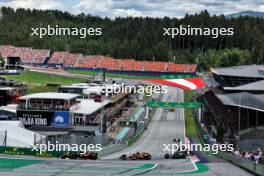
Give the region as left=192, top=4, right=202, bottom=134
left=34, top=133, right=36, bottom=146
left=261, top=162, right=264, bottom=175
left=4, top=130, right=7, bottom=146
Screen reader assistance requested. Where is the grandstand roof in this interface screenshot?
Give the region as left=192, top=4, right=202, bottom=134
left=204, top=76, right=219, bottom=88
left=211, top=65, right=264, bottom=78
left=0, top=104, right=17, bottom=113
left=215, top=92, right=264, bottom=112
left=224, top=80, right=264, bottom=91
left=83, top=86, right=102, bottom=95
left=72, top=99, right=110, bottom=115
left=0, top=124, right=44, bottom=147
left=113, top=78, right=142, bottom=86
left=20, top=92, right=79, bottom=100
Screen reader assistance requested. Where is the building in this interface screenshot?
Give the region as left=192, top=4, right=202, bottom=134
left=17, top=92, right=79, bottom=128
left=197, top=65, right=264, bottom=150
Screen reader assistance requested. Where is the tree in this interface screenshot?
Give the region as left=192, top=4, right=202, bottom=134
left=0, top=56, right=5, bottom=67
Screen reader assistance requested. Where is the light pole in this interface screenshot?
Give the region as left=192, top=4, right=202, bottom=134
left=238, top=93, right=241, bottom=147
left=100, top=69, right=107, bottom=134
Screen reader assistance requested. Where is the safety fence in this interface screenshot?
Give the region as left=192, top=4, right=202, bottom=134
left=218, top=152, right=264, bottom=176
left=98, top=143, right=127, bottom=156
left=127, top=101, right=157, bottom=146
left=64, top=67, right=196, bottom=77
left=192, top=97, right=264, bottom=176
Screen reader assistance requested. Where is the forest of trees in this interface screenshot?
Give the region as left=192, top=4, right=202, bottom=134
left=0, top=7, right=263, bottom=70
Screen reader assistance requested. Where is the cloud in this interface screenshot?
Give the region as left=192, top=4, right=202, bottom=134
left=72, top=0, right=264, bottom=18
left=0, top=0, right=65, bottom=11
left=0, top=0, right=263, bottom=18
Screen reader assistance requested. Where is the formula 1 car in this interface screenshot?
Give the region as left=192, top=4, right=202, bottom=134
left=164, top=151, right=187, bottom=159
left=119, top=152, right=151, bottom=160
left=173, top=138, right=181, bottom=143
left=61, top=152, right=79, bottom=159
left=61, top=152, right=98, bottom=160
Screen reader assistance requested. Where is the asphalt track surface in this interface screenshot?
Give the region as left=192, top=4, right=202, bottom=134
left=103, top=86, right=185, bottom=160
left=0, top=75, right=254, bottom=175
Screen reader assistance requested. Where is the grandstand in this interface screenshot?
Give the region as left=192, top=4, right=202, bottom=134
left=211, top=65, right=264, bottom=90
left=197, top=65, right=264, bottom=150
left=48, top=51, right=69, bottom=65
left=0, top=45, right=50, bottom=66
left=0, top=45, right=197, bottom=74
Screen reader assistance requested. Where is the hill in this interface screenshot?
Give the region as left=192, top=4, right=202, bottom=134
left=226, top=10, right=264, bottom=19
left=0, top=7, right=264, bottom=69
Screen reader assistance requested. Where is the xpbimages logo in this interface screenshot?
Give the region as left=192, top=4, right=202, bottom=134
left=31, top=141, right=102, bottom=154
left=163, top=25, right=234, bottom=39
left=163, top=141, right=234, bottom=154
left=100, top=83, right=168, bottom=96
left=31, top=25, right=102, bottom=39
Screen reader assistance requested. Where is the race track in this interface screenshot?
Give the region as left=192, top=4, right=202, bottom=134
left=0, top=84, right=253, bottom=176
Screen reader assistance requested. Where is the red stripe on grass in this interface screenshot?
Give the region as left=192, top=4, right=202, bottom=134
left=145, top=79, right=192, bottom=90
left=184, top=77, right=205, bottom=89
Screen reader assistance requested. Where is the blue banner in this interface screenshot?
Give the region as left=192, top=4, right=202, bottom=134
left=51, top=111, right=70, bottom=127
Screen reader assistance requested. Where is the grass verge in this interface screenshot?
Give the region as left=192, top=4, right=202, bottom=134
left=1, top=71, right=88, bottom=94
left=184, top=90, right=199, bottom=139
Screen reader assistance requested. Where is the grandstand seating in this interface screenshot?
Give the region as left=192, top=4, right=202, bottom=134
left=0, top=45, right=197, bottom=73
left=96, top=56, right=117, bottom=70
left=52, top=53, right=197, bottom=72
left=0, top=45, right=18, bottom=58
left=0, top=45, right=50, bottom=64
left=17, top=47, right=34, bottom=63
left=203, top=91, right=264, bottom=132
left=48, top=51, right=69, bottom=64
left=203, top=91, right=238, bottom=131
left=34, top=49, right=50, bottom=64
left=143, top=61, right=167, bottom=72
left=67, top=53, right=82, bottom=66
left=118, top=59, right=142, bottom=71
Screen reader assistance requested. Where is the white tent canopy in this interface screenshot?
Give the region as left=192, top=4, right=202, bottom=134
left=0, top=120, right=24, bottom=128
left=0, top=124, right=45, bottom=147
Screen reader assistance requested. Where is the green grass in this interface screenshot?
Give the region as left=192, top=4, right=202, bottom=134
left=185, top=91, right=199, bottom=139
left=1, top=71, right=88, bottom=94
left=66, top=69, right=99, bottom=76
left=26, top=85, right=58, bottom=94
left=0, top=158, right=42, bottom=170
left=1, top=71, right=88, bottom=85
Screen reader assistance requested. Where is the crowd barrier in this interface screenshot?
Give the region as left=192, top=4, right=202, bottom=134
left=64, top=67, right=196, bottom=77
left=218, top=152, right=264, bottom=176
left=192, top=95, right=264, bottom=176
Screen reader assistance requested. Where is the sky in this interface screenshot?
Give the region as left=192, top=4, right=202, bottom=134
left=0, top=0, right=263, bottom=18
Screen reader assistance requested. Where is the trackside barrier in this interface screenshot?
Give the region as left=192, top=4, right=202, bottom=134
left=0, top=146, right=63, bottom=157
left=193, top=109, right=264, bottom=175
left=127, top=103, right=157, bottom=146
left=127, top=127, right=145, bottom=146
left=192, top=95, right=264, bottom=175
left=98, top=143, right=128, bottom=156
left=64, top=67, right=196, bottom=78
left=218, top=152, right=264, bottom=176
left=0, top=144, right=129, bottom=158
